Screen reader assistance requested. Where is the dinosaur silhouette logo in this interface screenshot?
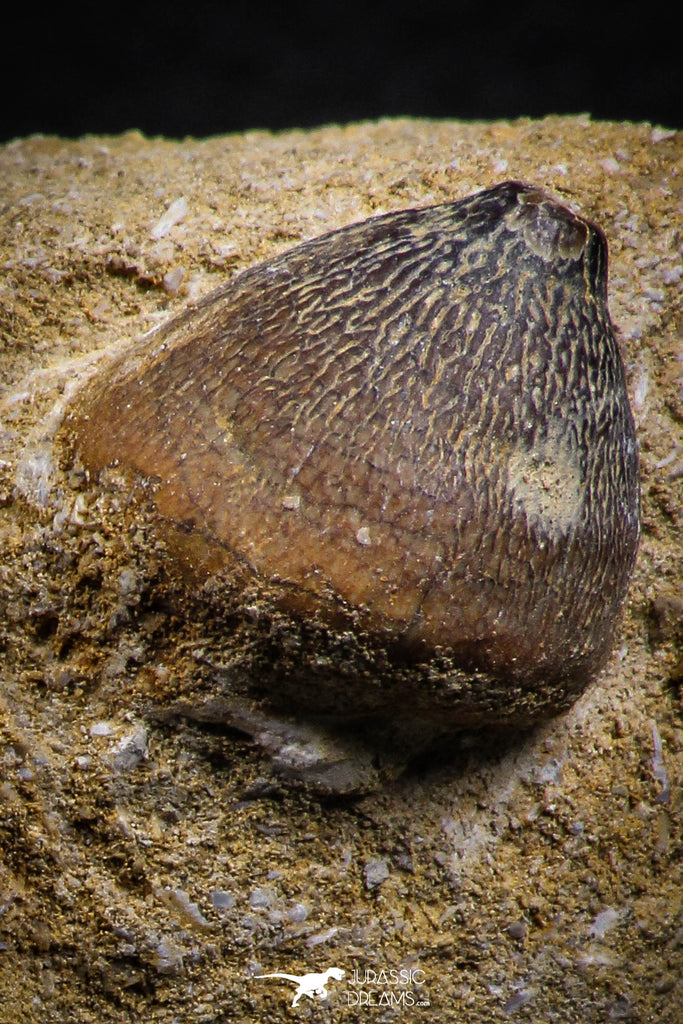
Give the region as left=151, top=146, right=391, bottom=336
left=255, top=966, right=345, bottom=1006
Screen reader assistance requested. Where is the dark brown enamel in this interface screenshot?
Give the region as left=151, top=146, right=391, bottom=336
left=66, top=182, right=640, bottom=725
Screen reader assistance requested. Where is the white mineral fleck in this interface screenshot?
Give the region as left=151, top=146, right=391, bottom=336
left=162, top=266, right=185, bottom=292
left=600, top=157, right=620, bottom=174
left=89, top=721, right=114, bottom=737
left=589, top=907, right=622, bottom=938
left=107, top=724, right=148, bottom=772
left=151, top=197, right=189, bottom=239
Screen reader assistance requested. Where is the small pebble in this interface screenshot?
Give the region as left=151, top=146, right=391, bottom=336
left=364, top=858, right=390, bottom=890
left=249, top=887, right=276, bottom=910
left=162, top=266, right=185, bottom=293
left=503, top=989, right=535, bottom=1014
left=654, top=974, right=676, bottom=994
left=211, top=891, right=235, bottom=910
left=90, top=721, right=114, bottom=737
left=108, top=724, right=148, bottom=772
left=306, top=927, right=338, bottom=947
left=151, top=197, right=189, bottom=239
left=589, top=907, right=621, bottom=939
left=166, top=889, right=211, bottom=929
left=152, top=937, right=184, bottom=975
left=287, top=902, right=309, bottom=923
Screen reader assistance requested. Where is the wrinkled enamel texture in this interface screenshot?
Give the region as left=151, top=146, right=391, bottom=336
left=65, top=182, right=640, bottom=726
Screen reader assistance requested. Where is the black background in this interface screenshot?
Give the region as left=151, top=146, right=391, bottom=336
left=2, top=2, right=680, bottom=142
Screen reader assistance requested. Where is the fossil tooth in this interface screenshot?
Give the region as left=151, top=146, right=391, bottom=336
left=65, top=181, right=640, bottom=727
